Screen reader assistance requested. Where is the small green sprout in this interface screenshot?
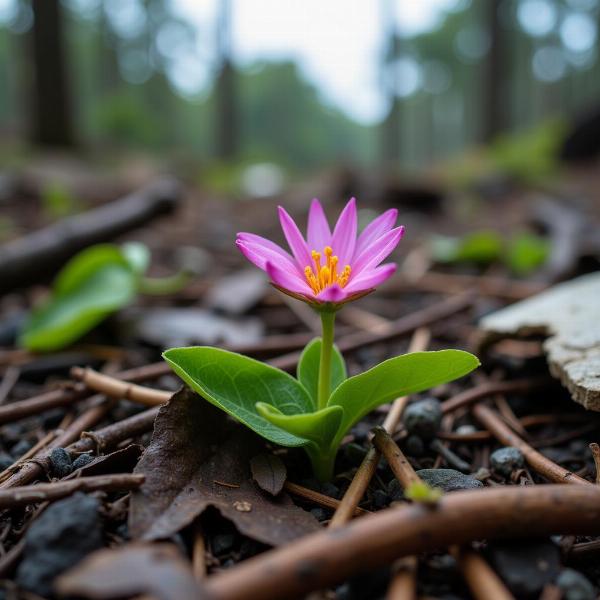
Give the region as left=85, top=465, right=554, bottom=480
left=404, top=481, right=443, bottom=505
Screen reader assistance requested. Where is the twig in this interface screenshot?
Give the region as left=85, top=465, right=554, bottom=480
left=270, top=293, right=469, bottom=371
left=0, top=361, right=171, bottom=428
left=70, top=367, right=171, bottom=406
left=441, top=377, right=550, bottom=414
left=429, top=438, right=471, bottom=473
left=1, top=396, right=114, bottom=488
left=0, top=366, right=19, bottom=404
left=372, top=428, right=420, bottom=488
left=494, top=395, right=528, bottom=438
left=205, top=485, right=600, bottom=600
left=453, top=547, right=514, bottom=600
left=283, top=482, right=368, bottom=516
left=192, top=521, right=207, bottom=581
left=472, top=404, right=589, bottom=485
left=337, top=306, right=394, bottom=334
left=329, top=328, right=431, bottom=528
left=386, top=556, right=417, bottom=600
left=589, top=443, right=600, bottom=484
left=0, top=474, right=144, bottom=509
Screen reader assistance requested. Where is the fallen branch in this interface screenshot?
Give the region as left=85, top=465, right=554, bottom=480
left=205, top=485, right=600, bottom=600
left=472, top=404, right=589, bottom=485
left=0, top=474, right=144, bottom=509
left=70, top=367, right=171, bottom=406
left=271, top=293, right=469, bottom=371
left=0, top=178, right=181, bottom=292
left=283, top=482, right=368, bottom=517
left=441, top=377, right=550, bottom=414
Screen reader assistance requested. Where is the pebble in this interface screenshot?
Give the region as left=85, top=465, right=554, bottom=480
left=371, top=489, right=389, bottom=509
left=0, top=452, right=13, bottom=471
left=211, top=533, right=236, bottom=555
left=487, top=539, right=560, bottom=597
left=403, top=398, right=442, bottom=440
left=310, top=507, right=329, bottom=522
left=416, top=468, right=483, bottom=492
left=16, top=493, right=104, bottom=597
left=71, top=453, right=94, bottom=470
left=403, top=434, right=425, bottom=457
left=10, top=439, right=32, bottom=458
left=49, top=448, right=72, bottom=478
left=556, top=569, right=595, bottom=600
left=490, top=446, right=525, bottom=477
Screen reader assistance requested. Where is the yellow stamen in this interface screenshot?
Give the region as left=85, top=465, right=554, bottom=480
left=304, top=247, right=351, bottom=295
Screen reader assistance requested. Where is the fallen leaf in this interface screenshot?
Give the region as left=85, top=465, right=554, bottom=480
left=72, top=445, right=143, bottom=477
left=55, top=543, right=205, bottom=600
left=250, top=453, right=287, bottom=496
left=129, top=389, right=320, bottom=545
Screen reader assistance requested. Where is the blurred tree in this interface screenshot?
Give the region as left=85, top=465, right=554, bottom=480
left=380, top=0, right=401, bottom=164
left=29, top=0, right=74, bottom=147
left=215, top=0, right=238, bottom=159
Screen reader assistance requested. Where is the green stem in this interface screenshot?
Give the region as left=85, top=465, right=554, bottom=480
left=317, top=311, right=336, bottom=411
left=306, top=446, right=336, bottom=482
left=138, top=270, right=192, bottom=295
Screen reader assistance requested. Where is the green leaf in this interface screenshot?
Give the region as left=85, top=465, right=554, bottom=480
left=20, top=244, right=140, bottom=352
left=328, top=350, right=479, bottom=447
left=431, top=231, right=503, bottom=265
left=256, top=402, right=343, bottom=449
left=297, top=338, right=347, bottom=407
left=505, top=233, right=549, bottom=276
left=162, top=346, right=314, bottom=448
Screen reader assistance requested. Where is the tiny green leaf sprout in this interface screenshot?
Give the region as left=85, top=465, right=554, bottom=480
left=164, top=199, right=480, bottom=481
left=20, top=242, right=193, bottom=352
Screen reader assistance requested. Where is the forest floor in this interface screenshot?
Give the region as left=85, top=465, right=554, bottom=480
left=0, top=156, right=599, bottom=599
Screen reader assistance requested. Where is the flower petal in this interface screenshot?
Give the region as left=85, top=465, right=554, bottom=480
left=355, top=208, right=398, bottom=255
left=265, top=261, right=314, bottom=297
left=316, top=283, right=347, bottom=303
left=237, top=232, right=295, bottom=262
left=278, top=206, right=313, bottom=270
left=344, top=263, right=397, bottom=294
left=307, top=198, right=331, bottom=252
left=331, top=197, right=357, bottom=266
left=236, top=240, right=298, bottom=274
left=352, top=226, right=404, bottom=276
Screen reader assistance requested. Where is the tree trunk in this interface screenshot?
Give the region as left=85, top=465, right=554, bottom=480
left=29, top=0, right=75, bottom=147
left=215, top=0, right=237, bottom=160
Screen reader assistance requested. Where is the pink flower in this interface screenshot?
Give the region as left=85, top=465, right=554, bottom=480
left=236, top=198, right=404, bottom=307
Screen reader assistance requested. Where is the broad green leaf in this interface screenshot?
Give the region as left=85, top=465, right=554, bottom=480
left=297, top=338, right=347, bottom=407
left=20, top=245, right=140, bottom=352
left=163, top=347, right=313, bottom=448
left=256, top=402, right=343, bottom=449
left=431, top=232, right=502, bottom=265
left=328, top=350, right=479, bottom=447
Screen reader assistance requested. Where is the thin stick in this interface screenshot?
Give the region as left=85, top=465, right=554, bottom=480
left=454, top=548, right=514, bottom=600
left=0, top=366, right=19, bottom=404
left=386, top=556, right=417, bottom=600
left=589, top=443, right=600, bottom=484
left=71, top=367, right=171, bottom=406
left=472, top=404, right=589, bottom=485
left=270, top=293, right=469, bottom=371
left=192, top=521, right=207, bottom=581
left=494, top=395, right=528, bottom=438
left=283, top=482, right=368, bottom=516
left=0, top=474, right=144, bottom=509
left=441, top=377, right=550, bottom=414
left=372, top=428, right=420, bottom=488
left=205, top=485, right=600, bottom=600
left=329, top=328, right=431, bottom=528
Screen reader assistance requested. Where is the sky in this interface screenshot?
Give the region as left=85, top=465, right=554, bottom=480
left=171, top=0, right=468, bottom=124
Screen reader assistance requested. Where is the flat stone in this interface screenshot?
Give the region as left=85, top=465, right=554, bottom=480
left=479, top=272, right=600, bottom=410
left=206, top=269, right=268, bottom=315
left=416, top=468, right=483, bottom=492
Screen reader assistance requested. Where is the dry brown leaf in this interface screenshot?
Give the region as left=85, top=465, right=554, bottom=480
left=250, top=453, right=287, bottom=496
left=129, top=389, right=320, bottom=545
